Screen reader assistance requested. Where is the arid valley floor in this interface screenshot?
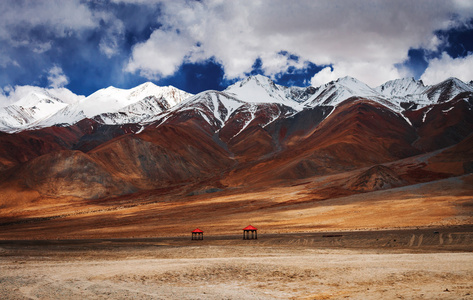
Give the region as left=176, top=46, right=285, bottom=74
left=1, top=170, right=473, bottom=299
left=1, top=227, right=473, bottom=299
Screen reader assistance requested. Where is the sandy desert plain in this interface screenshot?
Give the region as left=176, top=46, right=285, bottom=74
left=0, top=228, right=473, bottom=300
left=1, top=171, right=473, bottom=299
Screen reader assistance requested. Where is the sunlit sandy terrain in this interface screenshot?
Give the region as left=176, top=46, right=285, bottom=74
left=1, top=230, right=473, bottom=299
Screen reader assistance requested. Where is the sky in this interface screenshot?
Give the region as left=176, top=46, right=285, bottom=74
left=1, top=0, right=473, bottom=105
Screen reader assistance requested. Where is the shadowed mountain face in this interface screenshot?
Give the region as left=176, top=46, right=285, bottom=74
left=404, top=98, right=473, bottom=152
left=0, top=119, right=144, bottom=171
left=0, top=124, right=85, bottom=171
left=5, top=150, right=136, bottom=199
left=89, top=121, right=235, bottom=190
left=222, top=99, right=422, bottom=186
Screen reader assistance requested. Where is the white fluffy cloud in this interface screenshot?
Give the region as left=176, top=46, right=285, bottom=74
left=0, top=0, right=96, bottom=42
left=125, top=0, right=473, bottom=86
left=421, top=53, right=473, bottom=85
left=126, top=29, right=197, bottom=78
left=0, top=1, right=126, bottom=60
left=98, top=17, right=125, bottom=58
left=47, top=66, right=69, bottom=89
left=310, top=67, right=338, bottom=87
left=311, top=63, right=410, bottom=87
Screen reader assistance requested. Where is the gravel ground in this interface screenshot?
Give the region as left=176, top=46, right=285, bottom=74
left=1, top=237, right=473, bottom=299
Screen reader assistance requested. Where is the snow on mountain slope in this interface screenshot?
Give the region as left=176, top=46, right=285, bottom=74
left=155, top=90, right=257, bottom=132
left=225, top=75, right=302, bottom=110
left=302, top=76, right=392, bottom=109
left=94, top=95, right=175, bottom=125
left=2, top=76, right=473, bottom=134
left=424, top=77, right=473, bottom=103
left=375, top=78, right=428, bottom=98
left=82, top=82, right=187, bottom=117
left=39, top=82, right=191, bottom=127
left=284, top=86, right=318, bottom=103
left=178, top=91, right=247, bottom=128
left=374, top=78, right=432, bottom=110
left=0, top=88, right=83, bottom=133
left=157, top=77, right=301, bottom=138
left=0, top=85, right=82, bottom=107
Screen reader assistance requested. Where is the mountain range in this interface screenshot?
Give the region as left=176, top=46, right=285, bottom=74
left=1, top=75, right=472, bottom=238
left=2, top=75, right=472, bottom=134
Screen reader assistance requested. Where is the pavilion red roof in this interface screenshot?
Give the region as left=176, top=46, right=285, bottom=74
left=192, top=228, right=203, bottom=233
left=243, top=225, right=257, bottom=231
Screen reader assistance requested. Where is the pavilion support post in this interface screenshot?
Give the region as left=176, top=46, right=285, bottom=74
left=192, top=229, right=204, bottom=240
left=243, top=226, right=258, bottom=240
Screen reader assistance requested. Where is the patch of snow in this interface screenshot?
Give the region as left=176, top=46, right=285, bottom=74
left=210, top=93, right=224, bottom=126
left=400, top=113, right=413, bottom=127
left=197, top=109, right=212, bottom=125
left=231, top=107, right=255, bottom=139
left=134, top=126, right=145, bottom=134
left=262, top=110, right=281, bottom=128
left=442, top=106, right=455, bottom=113
left=422, top=106, right=434, bottom=123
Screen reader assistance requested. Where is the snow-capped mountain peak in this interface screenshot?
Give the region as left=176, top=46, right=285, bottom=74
left=375, top=77, right=428, bottom=98
left=13, top=91, right=69, bottom=116
left=335, top=76, right=379, bottom=95
left=1, top=76, right=472, bottom=134
left=336, top=75, right=363, bottom=85
left=157, top=76, right=304, bottom=136
left=233, top=74, right=277, bottom=89
left=225, top=75, right=301, bottom=109
left=166, top=90, right=246, bottom=127
left=444, top=77, right=472, bottom=90
left=425, top=77, right=473, bottom=103
left=302, top=75, right=381, bottom=108
left=40, top=83, right=192, bottom=127
left=0, top=87, right=83, bottom=133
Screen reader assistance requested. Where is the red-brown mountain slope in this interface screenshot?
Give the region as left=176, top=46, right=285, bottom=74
left=88, top=119, right=235, bottom=190
left=223, top=98, right=420, bottom=185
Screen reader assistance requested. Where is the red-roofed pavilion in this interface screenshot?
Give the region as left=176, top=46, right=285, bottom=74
left=191, top=228, right=203, bottom=240
left=243, top=225, right=257, bottom=240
